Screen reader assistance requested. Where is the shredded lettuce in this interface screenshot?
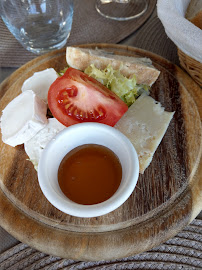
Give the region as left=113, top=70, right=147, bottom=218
left=58, top=67, right=68, bottom=76
left=84, top=64, right=150, bottom=106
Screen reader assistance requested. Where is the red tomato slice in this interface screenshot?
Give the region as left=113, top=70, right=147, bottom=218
left=48, top=67, right=128, bottom=127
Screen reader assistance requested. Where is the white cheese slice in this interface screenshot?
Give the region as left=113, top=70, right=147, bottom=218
left=0, top=90, right=48, bottom=147
left=21, top=68, right=59, bottom=103
left=24, top=118, right=66, bottom=170
left=115, top=94, right=174, bottom=174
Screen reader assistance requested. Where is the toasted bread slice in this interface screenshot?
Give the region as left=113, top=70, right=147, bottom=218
left=66, top=47, right=160, bottom=86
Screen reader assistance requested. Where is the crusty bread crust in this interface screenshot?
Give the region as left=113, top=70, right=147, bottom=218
left=66, top=47, right=160, bottom=86
left=189, top=10, right=202, bottom=29
left=186, top=0, right=202, bottom=29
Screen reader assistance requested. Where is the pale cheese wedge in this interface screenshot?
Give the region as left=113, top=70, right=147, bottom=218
left=0, top=90, right=48, bottom=147
left=24, top=118, right=66, bottom=170
left=21, top=68, right=59, bottom=103
left=115, top=94, right=174, bottom=173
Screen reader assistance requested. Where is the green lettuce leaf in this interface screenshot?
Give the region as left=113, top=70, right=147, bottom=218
left=84, top=64, right=150, bottom=106
left=58, top=67, right=68, bottom=76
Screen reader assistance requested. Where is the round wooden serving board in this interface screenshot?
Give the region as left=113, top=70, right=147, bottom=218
left=0, top=44, right=201, bottom=261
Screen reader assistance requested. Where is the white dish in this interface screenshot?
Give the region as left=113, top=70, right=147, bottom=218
left=38, top=122, right=139, bottom=218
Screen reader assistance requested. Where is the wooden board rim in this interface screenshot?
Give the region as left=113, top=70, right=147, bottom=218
left=0, top=44, right=201, bottom=261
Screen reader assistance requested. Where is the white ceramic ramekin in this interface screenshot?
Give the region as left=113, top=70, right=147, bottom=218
left=38, top=122, right=139, bottom=218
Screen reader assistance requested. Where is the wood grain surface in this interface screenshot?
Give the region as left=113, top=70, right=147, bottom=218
left=0, top=44, right=201, bottom=261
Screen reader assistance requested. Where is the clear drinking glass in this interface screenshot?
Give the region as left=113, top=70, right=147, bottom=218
left=0, top=0, right=74, bottom=54
left=95, top=0, right=148, bottom=21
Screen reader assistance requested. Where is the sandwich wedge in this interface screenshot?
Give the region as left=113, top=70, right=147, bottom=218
left=66, top=46, right=160, bottom=86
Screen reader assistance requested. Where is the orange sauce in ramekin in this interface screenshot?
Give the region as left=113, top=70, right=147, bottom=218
left=58, top=144, right=122, bottom=205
